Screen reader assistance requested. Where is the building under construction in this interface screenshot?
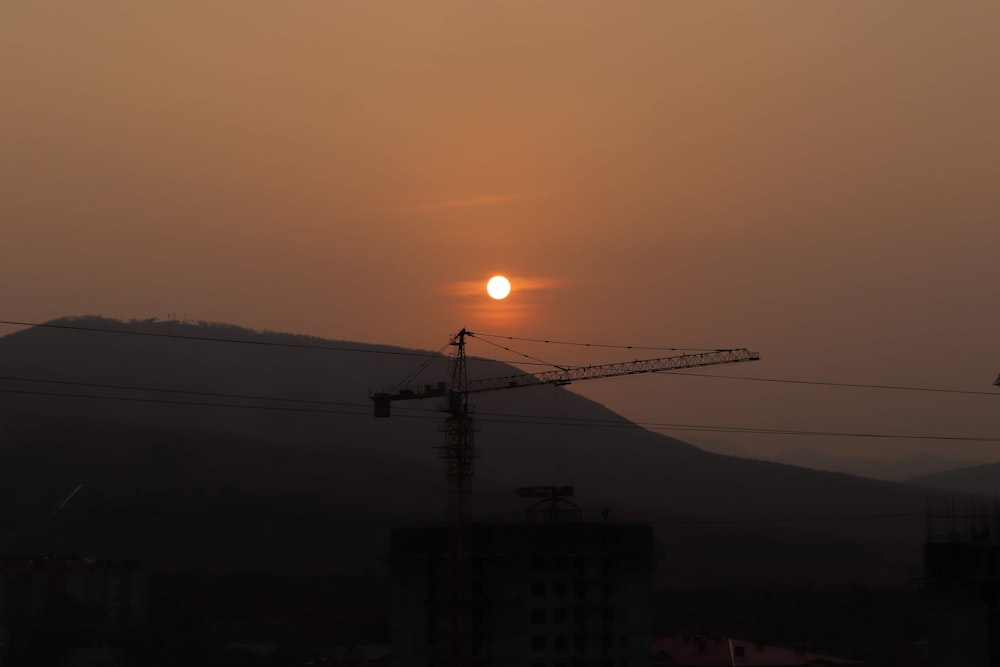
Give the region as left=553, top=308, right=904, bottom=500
left=390, top=516, right=657, bottom=667
left=924, top=504, right=1000, bottom=667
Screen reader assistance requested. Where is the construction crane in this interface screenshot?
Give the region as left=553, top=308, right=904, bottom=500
left=372, top=328, right=759, bottom=522
left=371, top=328, right=759, bottom=666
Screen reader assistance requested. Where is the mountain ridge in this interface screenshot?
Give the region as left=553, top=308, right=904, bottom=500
left=907, top=460, right=1000, bottom=495
left=768, top=448, right=983, bottom=482
left=0, top=316, right=943, bottom=583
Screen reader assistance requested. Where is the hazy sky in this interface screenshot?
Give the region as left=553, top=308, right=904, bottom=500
left=3, top=1, right=998, bottom=461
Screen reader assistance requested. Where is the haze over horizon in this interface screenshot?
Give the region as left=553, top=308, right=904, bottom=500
left=3, top=1, right=998, bottom=463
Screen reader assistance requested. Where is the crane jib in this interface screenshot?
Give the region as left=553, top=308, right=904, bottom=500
left=467, top=348, right=759, bottom=394
left=370, top=348, right=759, bottom=416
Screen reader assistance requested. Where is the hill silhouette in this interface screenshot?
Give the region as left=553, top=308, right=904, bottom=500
left=770, top=448, right=977, bottom=481
left=0, top=317, right=939, bottom=583
left=908, top=460, right=1000, bottom=495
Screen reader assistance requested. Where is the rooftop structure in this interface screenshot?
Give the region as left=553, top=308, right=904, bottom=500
left=0, top=555, right=147, bottom=632
left=652, top=635, right=863, bottom=666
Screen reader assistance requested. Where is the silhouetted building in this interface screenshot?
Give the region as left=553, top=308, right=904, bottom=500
left=0, top=555, right=147, bottom=632
left=220, top=642, right=391, bottom=666
left=924, top=506, right=1000, bottom=667
left=391, top=521, right=656, bottom=667
left=652, top=635, right=863, bottom=666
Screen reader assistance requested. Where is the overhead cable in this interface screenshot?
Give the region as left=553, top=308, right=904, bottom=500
left=0, top=500, right=928, bottom=527
left=2, top=384, right=998, bottom=443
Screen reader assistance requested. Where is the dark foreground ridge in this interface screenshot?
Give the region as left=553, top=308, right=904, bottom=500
left=0, top=316, right=938, bottom=581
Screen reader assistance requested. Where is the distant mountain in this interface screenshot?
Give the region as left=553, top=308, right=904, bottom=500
left=907, top=461, right=1000, bottom=495
left=770, top=448, right=981, bottom=482
left=685, top=436, right=756, bottom=459
left=0, top=316, right=940, bottom=583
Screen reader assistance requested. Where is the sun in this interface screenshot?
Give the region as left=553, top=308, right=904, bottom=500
left=486, top=275, right=511, bottom=300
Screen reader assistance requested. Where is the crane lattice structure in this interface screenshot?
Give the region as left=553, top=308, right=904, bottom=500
left=371, top=329, right=759, bottom=520
left=370, top=328, right=760, bottom=666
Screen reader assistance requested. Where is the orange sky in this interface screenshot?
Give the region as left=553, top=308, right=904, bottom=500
left=2, top=1, right=998, bottom=461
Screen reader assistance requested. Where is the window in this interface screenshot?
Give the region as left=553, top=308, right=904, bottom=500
left=129, top=572, right=144, bottom=621
left=531, top=636, right=547, bottom=651
left=554, top=608, right=568, bottom=624
left=67, top=572, right=84, bottom=601
left=554, top=636, right=568, bottom=650
left=553, top=582, right=568, bottom=596
left=531, top=555, right=546, bottom=571
left=531, top=608, right=546, bottom=624
left=30, top=573, right=46, bottom=617
left=107, top=576, right=120, bottom=625
left=531, top=582, right=546, bottom=598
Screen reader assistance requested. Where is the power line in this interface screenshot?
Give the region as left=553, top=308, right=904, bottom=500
left=0, top=387, right=383, bottom=418
left=0, top=318, right=540, bottom=367
left=0, top=375, right=364, bottom=407
left=0, top=500, right=408, bottom=524
left=655, top=511, right=925, bottom=526
left=668, top=371, right=1000, bottom=397
left=3, top=384, right=999, bottom=443
left=0, top=500, right=927, bottom=527
left=6, top=318, right=995, bottom=397
left=639, top=424, right=1000, bottom=443
left=472, top=410, right=1000, bottom=442
left=471, top=331, right=718, bottom=352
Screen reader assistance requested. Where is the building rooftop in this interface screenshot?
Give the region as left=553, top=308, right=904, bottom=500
left=652, top=635, right=863, bottom=666
left=392, top=521, right=654, bottom=558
